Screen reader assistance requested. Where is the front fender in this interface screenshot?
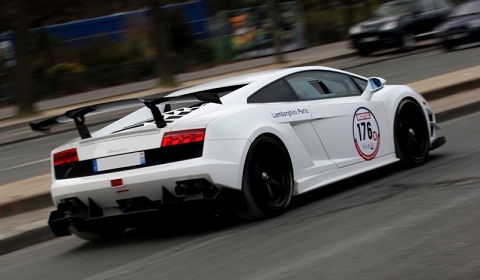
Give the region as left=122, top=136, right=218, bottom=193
left=374, top=85, right=438, bottom=146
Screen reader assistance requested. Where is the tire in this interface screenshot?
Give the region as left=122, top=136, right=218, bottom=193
left=69, top=224, right=126, bottom=241
left=240, top=135, right=293, bottom=219
left=358, top=46, right=373, bottom=56
left=444, top=42, right=455, bottom=52
left=401, top=32, right=415, bottom=52
left=394, top=99, right=429, bottom=166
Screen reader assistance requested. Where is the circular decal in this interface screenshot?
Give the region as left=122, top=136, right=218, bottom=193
left=353, top=107, right=380, bottom=161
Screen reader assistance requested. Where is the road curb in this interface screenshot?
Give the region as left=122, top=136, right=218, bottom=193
left=422, top=78, right=480, bottom=102
left=435, top=98, right=480, bottom=123
left=0, top=193, right=52, bottom=219
left=0, top=226, right=54, bottom=256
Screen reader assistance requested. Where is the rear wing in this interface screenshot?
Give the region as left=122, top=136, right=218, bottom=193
left=29, top=92, right=222, bottom=139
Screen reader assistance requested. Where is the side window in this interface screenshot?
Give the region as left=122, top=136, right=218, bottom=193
left=248, top=79, right=298, bottom=103
left=285, top=73, right=329, bottom=100
left=421, top=0, right=435, bottom=12
left=433, top=0, right=450, bottom=9
left=351, top=76, right=368, bottom=92
left=285, top=71, right=362, bottom=100
left=412, top=1, right=425, bottom=13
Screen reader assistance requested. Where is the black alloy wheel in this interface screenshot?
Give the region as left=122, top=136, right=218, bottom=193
left=241, top=136, right=293, bottom=219
left=394, top=99, right=430, bottom=166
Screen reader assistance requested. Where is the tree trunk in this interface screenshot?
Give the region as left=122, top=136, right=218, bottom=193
left=15, top=0, right=34, bottom=116
left=344, top=0, right=354, bottom=32
left=146, top=0, right=176, bottom=87
left=267, top=0, right=284, bottom=64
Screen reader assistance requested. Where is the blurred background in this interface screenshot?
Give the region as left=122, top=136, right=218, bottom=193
left=0, top=0, right=470, bottom=115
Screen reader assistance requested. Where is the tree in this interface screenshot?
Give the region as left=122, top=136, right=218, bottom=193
left=14, top=0, right=34, bottom=116
left=267, top=0, right=284, bottom=64
left=0, top=0, right=89, bottom=116
left=0, top=0, right=150, bottom=117
left=146, top=0, right=176, bottom=87
left=344, top=0, right=354, bottom=32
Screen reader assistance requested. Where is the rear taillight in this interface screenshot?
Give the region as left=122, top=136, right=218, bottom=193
left=53, top=148, right=78, bottom=166
left=161, top=129, right=206, bottom=147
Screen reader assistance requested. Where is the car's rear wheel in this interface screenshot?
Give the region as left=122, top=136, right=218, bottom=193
left=444, top=41, right=455, bottom=51
left=240, top=135, right=293, bottom=219
left=69, top=224, right=126, bottom=241
left=394, top=99, right=429, bottom=166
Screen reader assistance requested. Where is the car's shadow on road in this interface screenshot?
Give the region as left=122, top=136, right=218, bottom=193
left=69, top=166, right=404, bottom=253
left=289, top=150, right=451, bottom=208
left=289, top=162, right=405, bottom=211
left=66, top=209, right=247, bottom=253
left=66, top=153, right=450, bottom=253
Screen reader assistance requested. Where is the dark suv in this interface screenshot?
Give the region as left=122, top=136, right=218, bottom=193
left=349, top=0, right=452, bottom=55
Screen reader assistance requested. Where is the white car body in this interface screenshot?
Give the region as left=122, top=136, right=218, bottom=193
left=31, top=66, right=445, bottom=239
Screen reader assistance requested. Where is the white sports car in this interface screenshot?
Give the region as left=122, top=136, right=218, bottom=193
left=31, top=66, right=445, bottom=240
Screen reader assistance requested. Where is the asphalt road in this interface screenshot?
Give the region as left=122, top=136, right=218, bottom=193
left=0, top=109, right=479, bottom=279
left=0, top=124, right=103, bottom=185
left=1, top=44, right=480, bottom=186
left=338, top=43, right=480, bottom=84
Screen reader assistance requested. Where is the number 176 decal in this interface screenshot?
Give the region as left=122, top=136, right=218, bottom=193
left=353, top=107, right=380, bottom=161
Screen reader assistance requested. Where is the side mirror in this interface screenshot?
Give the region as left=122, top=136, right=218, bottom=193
left=362, top=77, right=386, bottom=101
left=366, top=77, right=385, bottom=92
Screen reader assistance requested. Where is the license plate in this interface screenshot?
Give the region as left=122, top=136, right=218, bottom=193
left=360, top=37, right=379, bottom=43
left=93, top=152, right=146, bottom=172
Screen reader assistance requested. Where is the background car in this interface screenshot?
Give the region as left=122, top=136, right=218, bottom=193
left=435, top=0, right=480, bottom=50
left=31, top=66, right=445, bottom=240
left=349, top=0, right=452, bottom=55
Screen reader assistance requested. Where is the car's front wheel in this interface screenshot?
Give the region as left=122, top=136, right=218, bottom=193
left=358, top=46, right=373, bottom=56
left=394, top=99, right=429, bottom=166
left=401, top=32, right=416, bottom=52
left=443, top=41, right=455, bottom=51
left=240, top=135, right=293, bottom=219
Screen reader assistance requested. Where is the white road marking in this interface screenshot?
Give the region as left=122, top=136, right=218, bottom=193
left=0, top=154, right=27, bottom=161
left=0, top=158, right=50, bottom=172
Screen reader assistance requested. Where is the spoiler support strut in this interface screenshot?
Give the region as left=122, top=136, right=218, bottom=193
left=68, top=108, right=95, bottom=139
left=141, top=99, right=167, bottom=128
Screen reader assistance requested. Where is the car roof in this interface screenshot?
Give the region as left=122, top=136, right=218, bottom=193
left=167, top=66, right=347, bottom=97
left=168, top=69, right=284, bottom=97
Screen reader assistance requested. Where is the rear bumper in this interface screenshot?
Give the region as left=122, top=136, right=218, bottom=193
left=48, top=187, right=246, bottom=236
left=51, top=140, right=248, bottom=208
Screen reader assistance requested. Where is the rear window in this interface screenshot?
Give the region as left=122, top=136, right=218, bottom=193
left=373, top=1, right=413, bottom=18
left=285, top=70, right=364, bottom=100
left=451, top=1, right=480, bottom=16
left=169, top=85, right=245, bottom=111
left=248, top=79, right=298, bottom=103
left=433, top=0, right=451, bottom=9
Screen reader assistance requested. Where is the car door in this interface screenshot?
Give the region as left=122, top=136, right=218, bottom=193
left=410, top=0, right=446, bottom=36
left=285, top=70, right=390, bottom=168
left=247, top=78, right=338, bottom=175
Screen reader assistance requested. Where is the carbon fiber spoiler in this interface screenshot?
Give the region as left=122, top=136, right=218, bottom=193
left=29, top=92, right=222, bottom=139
